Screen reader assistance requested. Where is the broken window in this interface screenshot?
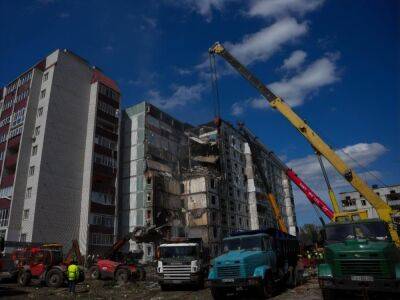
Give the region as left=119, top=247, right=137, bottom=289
left=210, top=178, right=215, bottom=189
left=211, top=195, right=216, bottom=205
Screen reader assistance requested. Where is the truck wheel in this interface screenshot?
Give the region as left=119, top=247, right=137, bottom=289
left=115, top=268, right=130, bottom=284
left=211, top=287, right=227, bottom=299
left=89, top=266, right=101, bottom=280
left=137, top=267, right=146, bottom=281
left=160, top=284, right=171, bottom=291
left=46, top=269, right=64, bottom=288
left=17, top=271, right=31, bottom=286
left=321, top=288, right=335, bottom=300
left=257, top=273, right=273, bottom=299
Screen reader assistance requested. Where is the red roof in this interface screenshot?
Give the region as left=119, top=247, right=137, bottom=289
left=91, top=69, right=120, bottom=93
left=0, top=198, right=11, bottom=210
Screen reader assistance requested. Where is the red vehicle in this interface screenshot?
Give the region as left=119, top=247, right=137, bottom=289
left=89, top=226, right=162, bottom=283
left=12, top=240, right=84, bottom=287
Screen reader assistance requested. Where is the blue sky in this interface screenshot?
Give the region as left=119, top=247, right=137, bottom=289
left=1, top=0, right=399, bottom=226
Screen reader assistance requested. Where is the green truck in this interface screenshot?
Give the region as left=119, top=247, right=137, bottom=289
left=318, top=219, right=400, bottom=299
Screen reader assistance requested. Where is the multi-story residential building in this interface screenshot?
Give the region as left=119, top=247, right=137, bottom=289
left=340, top=184, right=400, bottom=219
left=120, top=101, right=297, bottom=259
left=2, top=49, right=120, bottom=255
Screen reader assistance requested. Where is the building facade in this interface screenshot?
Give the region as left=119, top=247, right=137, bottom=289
left=340, top=184, right=400, bottom=219
left=120, top=102, right=297, bottom=259
left=2, top=49, right=120, bottom=254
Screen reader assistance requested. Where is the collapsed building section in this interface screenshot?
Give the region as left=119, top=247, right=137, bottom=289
left=120, top=101, right=297, bottom=260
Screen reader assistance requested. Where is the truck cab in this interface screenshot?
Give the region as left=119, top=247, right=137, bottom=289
left=157, top=240, right=208, bottom=290
left=207, top=229, right=299, bottom=298
left=318, top=219, right=400, bottom=298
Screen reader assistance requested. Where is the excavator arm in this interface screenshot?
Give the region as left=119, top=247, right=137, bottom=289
left=209, top=42, right=399, bottom=246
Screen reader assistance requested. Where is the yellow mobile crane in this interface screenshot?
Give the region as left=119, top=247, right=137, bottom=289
left=209, top=42, right=399, bottom=246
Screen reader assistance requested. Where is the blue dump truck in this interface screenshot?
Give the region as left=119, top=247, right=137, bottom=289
left=207, top=228, right=299, bottom=298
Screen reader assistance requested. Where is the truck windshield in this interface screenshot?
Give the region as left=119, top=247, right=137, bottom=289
left=223, top=236, right=262, bottom=252
left=325, top=222, right=389, bottom=243
left=160, top=246, right=198, bottom=259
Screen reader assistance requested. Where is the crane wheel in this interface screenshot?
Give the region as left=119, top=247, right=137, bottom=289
left=115, top=268, right=130, bottom=284
left=89, top=266, right=101, bottom=280
left=46, top=269, right=64, bottom=288
left=17, top=271, right=31, bottom=286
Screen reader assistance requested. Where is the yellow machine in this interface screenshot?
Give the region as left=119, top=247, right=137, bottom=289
left=209, top=42, right=399, bottom=246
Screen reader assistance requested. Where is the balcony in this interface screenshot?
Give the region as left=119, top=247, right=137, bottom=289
left=1, top=174, right=15, bottom=188
left=4, top=154, right=18, bottom=168
left=7, top=135, right=21, bottom=150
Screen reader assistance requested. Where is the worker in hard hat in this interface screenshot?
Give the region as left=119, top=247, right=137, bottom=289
left=67, top=259, right=80, bottom=294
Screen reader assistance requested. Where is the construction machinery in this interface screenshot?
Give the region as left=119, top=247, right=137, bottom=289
left=89, top=225, right=162, bottom=283
left=209, top=41, right=399, bottom=245
left=10, top=240, right=84, bottom=288
left=209, top=42, right=400, bottom=297
left=156, top=237, right=209, bottom=290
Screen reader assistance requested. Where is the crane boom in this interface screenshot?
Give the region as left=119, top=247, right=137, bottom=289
left=209, top=42, right=399, bottom=246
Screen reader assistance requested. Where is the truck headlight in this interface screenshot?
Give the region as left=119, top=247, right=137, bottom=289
left=191, top=260, right=199, bottom=273
left=157, top=261, right=163, bottom=273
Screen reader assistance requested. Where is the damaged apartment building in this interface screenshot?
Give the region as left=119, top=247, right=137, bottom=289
left=120, top=101, right=297, bottom=260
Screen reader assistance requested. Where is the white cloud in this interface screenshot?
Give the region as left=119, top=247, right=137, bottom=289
left=170, top=0, right=234, bottom=21
left=287, top=142, right=387, bottom=216
left=232, top=53, right=339, bottom=113
left=231, top=102, right=245, bottom=116
left=104, top=45, right=114, bottom=52
left=269, top=55, right=339, bottom=107
left=282, top=50, right=307, bottom=70
left=248, top=0, right=325, bottom=19
left=287, top=142, right=387, bottom=184
left=59, top=12, right=70, bottom=19
left=227, top=18, right=308, bottom=66
left=148, top=83, right=206, bottom=109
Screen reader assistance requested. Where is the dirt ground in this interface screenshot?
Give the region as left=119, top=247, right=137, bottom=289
left=0, top=275, right=322, bottom=300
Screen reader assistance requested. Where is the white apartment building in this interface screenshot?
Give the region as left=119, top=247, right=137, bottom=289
left=2, top=49, right=120, bottom=254
left=341, top=184, right=400, bottom=219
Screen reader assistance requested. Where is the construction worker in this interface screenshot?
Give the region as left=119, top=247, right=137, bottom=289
left=67, top=259, right=80, bottom=294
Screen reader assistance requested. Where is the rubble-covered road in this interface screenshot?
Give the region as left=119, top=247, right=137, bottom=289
left=0, top=277, right=322, bottom=300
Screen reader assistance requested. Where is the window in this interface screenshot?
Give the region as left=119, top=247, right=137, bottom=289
left=94, top=135, right=116, bottom=150
left=35, top=126, right=40, bottom=136
left=20, top=233, right=27, bottom=242
left=211, top=195, right=216, bottom=205
left=147, top=246, right=152, bottom=256
left=26, top=187, right=32, bottom=199
left=37, top=107, right=43, bottom=117
left=43, top=72, right=49, bottom=82
left=91, top=191, right=114, bottom=205
left=210, top=178, right=215, bottom=189
left=0, top=151, right=4, bottom=161
left=40, top=89, right=46, bottom=99
left=0, top=208, right=9, bottom=227
left=91, top=213, right=114, bottom=228
left=361, top=200, right=366, bottom=206
left=23, top=209, right=29, bottom=220
left=0, top=133, right=6, bottom=143
left=180, top=183, right=185, bottom=194
left=29, top=166, right=35, bottom=176
left=9, top=126, right=23, bottom=139
left=93, top=153, right=116, bottom=168
left=32, top=145, right=38, bottom=156
left=11, top=108, right=26, bottom=127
